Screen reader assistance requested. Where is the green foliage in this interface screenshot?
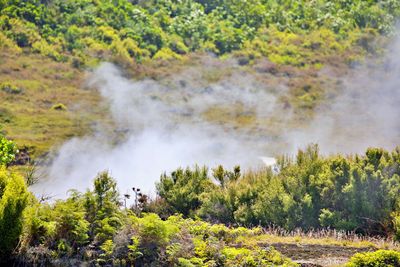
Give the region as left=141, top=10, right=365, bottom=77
left=347, top=250, right=400, bottom=267
left=135, top=213, right=178, bottom=245
left=156, top=145, right=400, bottom=236
left=19, top=171, right=124, bottom=263
left=84, top=171, right=123, bottom=243
left=156, top=166, right=215, bottom=216
left=18, top=180, right=296, bottom=266
left=0, top=135, right=17, bottom=166
left=0, top=31, right=21, bottom=52
left=0, top=167, right=29, bottom=259
left=50, top=103, right=67, bottom=111
left=0, top=0, right=398, bottom=64
left=153, top=47, right=182, bottom=61
left=20, top=194, right=89, bottom=259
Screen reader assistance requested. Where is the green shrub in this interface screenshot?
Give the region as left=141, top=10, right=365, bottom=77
left=0, top=31, right=21, bottom=53
left=0, top=135, right=17, bottom=166
left=0, top=0, right=396, bottom=67
left=51, top=103, right=67, bottom=111
left=0, top=167, right=29, bottom=259
left=155, top=145, right=400, bottom=235
left=153, top=47, right=182, bottom=61
left=156, top=166, right=215, bottom=217
left=3, top=18, right=40, bottom=47
left=347, top=250, right=400, bottom=267
left=32, top=39, right=64, bottom=61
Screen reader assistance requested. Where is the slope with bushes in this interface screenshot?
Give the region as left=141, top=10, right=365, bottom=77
left=1, top=0, right=399, bottom=66
left=2, top=136, right=400, bottom=265
left=0, top=138, right=297, bottom=265
left=156, top=145, right=400, bottom=238
left=1, top=0, right=399, bottom=160
left=1, top=0, right=400, bottom=265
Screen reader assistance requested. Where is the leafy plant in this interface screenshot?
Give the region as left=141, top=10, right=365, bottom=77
left=0, top=135, right=17, bottom=166
left=347, top=250, right=400, bottom=267
left=0, top=167, right=29, bottom=259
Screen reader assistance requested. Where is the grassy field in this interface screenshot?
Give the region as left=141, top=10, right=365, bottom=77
left=0, top=48, right=107, bottom=158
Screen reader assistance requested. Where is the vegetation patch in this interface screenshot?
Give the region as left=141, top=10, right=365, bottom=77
left=50, top=103, right=67, bottom=111
left=0, top=82, right=23, bottom=94
left=347, top=250, right=400, bottom=267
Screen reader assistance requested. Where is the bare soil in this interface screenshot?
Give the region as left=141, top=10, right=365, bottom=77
left=268, top=243, right=376, bottom=267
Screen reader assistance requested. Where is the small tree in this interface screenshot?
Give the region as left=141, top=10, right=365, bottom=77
left=156, top=166, right=215, bottom=217
left=84, top=171, right=122, bottom=243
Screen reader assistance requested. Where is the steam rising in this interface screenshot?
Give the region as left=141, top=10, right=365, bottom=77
left=289, top=32, right=400, bottom=153
left=33, top=33, right=400, bottom=197
left=34, top=62, right=278, bottom=197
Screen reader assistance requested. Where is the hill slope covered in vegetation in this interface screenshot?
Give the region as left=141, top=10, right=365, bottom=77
left=1, top=0, right=399, bottom=65
left=1, top=0, right=399, bottom=157
left=1, top=0, right=400, bottom=266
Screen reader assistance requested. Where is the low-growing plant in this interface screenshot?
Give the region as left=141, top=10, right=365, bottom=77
left=50, top=103, right=67, bottom=111
left=0, top=82, right=22, bottom=94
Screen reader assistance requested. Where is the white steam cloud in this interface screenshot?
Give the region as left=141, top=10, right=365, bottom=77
left=32, top=32, right=400, bottom=197
left=288, top=32, right=400, bottom=154
left=33, top=62, right=278, bottom=197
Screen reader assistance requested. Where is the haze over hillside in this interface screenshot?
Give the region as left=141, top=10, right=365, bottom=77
left=1, top=1, right=400, bottom=266
left=31, top=28, right=400, bottom=196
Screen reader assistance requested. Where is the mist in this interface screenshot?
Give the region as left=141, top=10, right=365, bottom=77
left=287, top=31, right=400, bottom=154
left=32, top=32, right=400, bottom=197
left=32, top=61, right=279, bottom=197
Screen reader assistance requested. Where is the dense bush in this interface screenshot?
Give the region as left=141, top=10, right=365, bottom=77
left=0, top=82, right=22, bottom=94
left=3, top=143, right=400, bottom=264
left=0, top=167, right=29, bottom=260
left=156, top=145, right=400, bottom=237
left=156, top=166, right=215, bottom=217
left=347, top=250, right=400, bottom=267
left=16, top=171, right=296, bottom=266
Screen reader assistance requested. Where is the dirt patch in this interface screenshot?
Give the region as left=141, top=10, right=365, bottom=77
left=266, top=243, right=376, bottom=266
left=299, top=263, right=324, bottom=267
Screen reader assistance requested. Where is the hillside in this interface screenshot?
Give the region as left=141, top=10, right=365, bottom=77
left=1, top=0, right=400, bottom=266
left=1, top=0, right=399, bottom=159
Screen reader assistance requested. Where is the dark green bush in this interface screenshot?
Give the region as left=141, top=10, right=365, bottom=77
left=155, top=145, right=400, bottom=236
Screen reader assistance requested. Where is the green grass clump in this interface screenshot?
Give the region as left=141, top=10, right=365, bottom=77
left=50, top=103, right=67, bottom=111
left=0, top=82, right=22, bottom=94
